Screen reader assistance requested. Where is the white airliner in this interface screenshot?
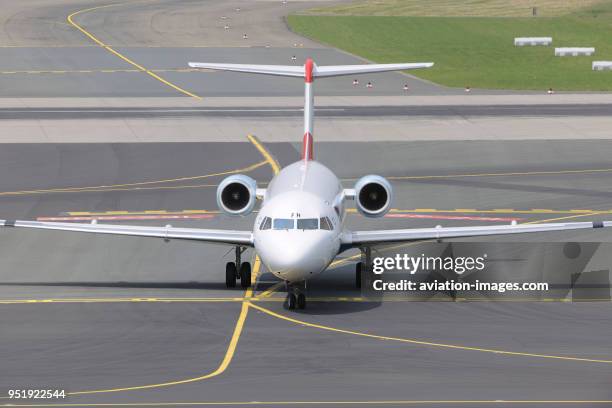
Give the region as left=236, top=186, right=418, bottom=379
left=2, top=58, right=611, bottom=309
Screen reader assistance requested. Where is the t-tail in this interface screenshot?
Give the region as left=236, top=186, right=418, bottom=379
left=188, top=59, right=434, bottom=161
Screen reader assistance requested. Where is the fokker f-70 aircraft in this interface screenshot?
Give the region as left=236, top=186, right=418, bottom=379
left=2, top=59, right=611, bottom=309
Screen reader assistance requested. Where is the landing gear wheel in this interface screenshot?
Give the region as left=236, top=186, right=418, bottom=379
left=226, top=262, right=237, bottom=288
left=356, top=262, right=362, bottom=289
left=286, top=293, right=297, bottom=310
left=297, top=293, right=306, bottom=309
left=240, top=262, right=251, bottom=288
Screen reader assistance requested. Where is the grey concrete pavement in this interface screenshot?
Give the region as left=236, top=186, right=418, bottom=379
left=3, top=115, right=612, bottom=143
left=0, top=0, right=453, bottom=97
left=1, top=104, right=611, bottom=120
left=1, top=140, right=612, bottom=405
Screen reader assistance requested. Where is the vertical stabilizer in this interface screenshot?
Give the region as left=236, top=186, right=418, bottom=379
left=303, top=58, right=315, bottom=161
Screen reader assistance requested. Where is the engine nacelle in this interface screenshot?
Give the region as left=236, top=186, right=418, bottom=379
left=354, top=175, right=392, bottom=218
left=216, top=175, right=257, bottom=216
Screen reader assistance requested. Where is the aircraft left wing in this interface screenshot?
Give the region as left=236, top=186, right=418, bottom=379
left=0, top=220, right=253, bottom=246
left=342, top=221, right=611, bottom=247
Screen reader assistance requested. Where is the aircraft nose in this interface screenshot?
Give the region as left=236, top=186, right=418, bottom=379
left=257, top=232, right=331, bottom=282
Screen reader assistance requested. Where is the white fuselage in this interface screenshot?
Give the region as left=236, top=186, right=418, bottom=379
left=253, top=160, right=344, bottom=282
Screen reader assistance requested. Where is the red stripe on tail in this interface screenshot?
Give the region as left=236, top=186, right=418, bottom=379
left=302, top=132, right=313, bottom=160
left=304, top=58, right=314, bottom=83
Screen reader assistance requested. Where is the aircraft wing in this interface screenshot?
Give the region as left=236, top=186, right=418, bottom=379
left=0, top=220, right=253, bottom=246
left=343, top=221, right=610, bottom=246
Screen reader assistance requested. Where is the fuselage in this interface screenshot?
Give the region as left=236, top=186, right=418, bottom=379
left=253, top=160, right=344, bottom=282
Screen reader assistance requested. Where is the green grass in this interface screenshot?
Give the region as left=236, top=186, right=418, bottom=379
left=305, top=0, right=605, bottom=18
left=287, top=6, right=612, bottom=91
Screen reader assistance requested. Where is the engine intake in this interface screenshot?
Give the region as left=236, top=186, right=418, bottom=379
left=354, top=175, right=392, bottom=218
left=217, top=175, right=257, bottom=216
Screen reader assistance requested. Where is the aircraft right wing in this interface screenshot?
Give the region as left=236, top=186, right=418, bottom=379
left=0, top=220, right=253, bottom=246
left=342, top=221, right=611, bottom=247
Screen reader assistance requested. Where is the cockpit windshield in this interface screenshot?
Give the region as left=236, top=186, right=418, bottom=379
left=297, top=218, right=318, bottom=230
left=273, top=218, right=295, bottom=230
left=260, top=217, right=332, bottom=231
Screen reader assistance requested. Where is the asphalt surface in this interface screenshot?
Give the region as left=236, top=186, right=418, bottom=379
left=0, top=140, right=612, bottom=407
left=1, top=0, right=611, bottom=406
left=0, top=0, right=459, bottom=98
left=1, top=104, right=611, bottom=120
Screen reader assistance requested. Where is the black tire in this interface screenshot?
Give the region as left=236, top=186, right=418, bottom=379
left=240, top=262, right=252, bottom=288
left=297, top=293, right=306, bottom=309
left=356, top=262, right=362, bottom=289
left=286, top=293, right=297, bottom=310
left=226, top=262, right=237, bottom=288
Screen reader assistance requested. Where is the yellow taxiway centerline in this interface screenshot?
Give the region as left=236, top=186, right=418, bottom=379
left=0, top=161, right=267, bottom=197
left=249, top=302, right=612, bottom=364
left=66, top=3, right=200, bottom=99
left=247, top=134, right=281, bottom=175
left=340, top=167, right=612, bottom=182
left=67, top=257, right=261, bottom=396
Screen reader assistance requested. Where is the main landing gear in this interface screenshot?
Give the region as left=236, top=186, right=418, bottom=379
left=355, top=247, right=371, bottom=289
left=225, top=246, right=251, bottom=289
left=285, top=281, right=306, bottom=310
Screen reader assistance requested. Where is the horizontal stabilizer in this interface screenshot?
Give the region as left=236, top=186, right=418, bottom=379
left=188, top=62, right=304, bottom=77
left=188, top=61, right=434, bottom=78
left=315, top=62, right=433, bottom=77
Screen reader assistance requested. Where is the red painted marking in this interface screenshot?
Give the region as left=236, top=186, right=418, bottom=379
left=385, top=214, right=521, bottom=222
left=304, top=58, right=314, bottom=83
left=37, top=214, right=216, bottom=222
left=301, top=132, right=314, bottom=161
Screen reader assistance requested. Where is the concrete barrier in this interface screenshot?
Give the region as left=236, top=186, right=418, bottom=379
left=514, top=37, right=552, bottom=46
left=593, top=61, right=612, bottom=71
left=555, top=47, right=595, bottom=56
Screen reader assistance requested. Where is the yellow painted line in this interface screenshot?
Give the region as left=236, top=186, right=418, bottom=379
left=531, top=209, right=555, bottom=213
left=69, top=257, right=261, bottom=395
left=250, top=303, right=612, bottom=364
left=454, top=208, right=476, bottom=212
left=3, top=296, right=606, bottom=305
left=382, top=167, right=612, bottom=181
left=250, top=255, right=262, bottom=293
left=247, top=134, right=280, bottom=175
left=257, top=281, right=285, bottom=298
left=522, top=212, right=602, bottom=225
left=0, top=297, right=245, bottom=305
left=66, top=4, right=200, bottom=99
left=6, top=400, right=612, bottom=406
left=181, top=209, right=217, bottom=214
left=45, top=183, right=220, bottom=195
left=0, top=68, right=214, bottom=75
left=0, top=160, right=266, bottom=197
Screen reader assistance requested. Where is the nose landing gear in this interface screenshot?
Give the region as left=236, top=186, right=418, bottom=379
left=225, top=246, right=252, bottom=289
left=285, top=281, right=307, bottom=310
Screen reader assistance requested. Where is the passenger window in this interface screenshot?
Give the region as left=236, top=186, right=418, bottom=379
left=260, top=217, right=272, bottom=230
left=273, top=218, right=294, bottom=230
left=297, top=218, right=318, bottom=230
left=320, top=217, right=332, bottom=231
